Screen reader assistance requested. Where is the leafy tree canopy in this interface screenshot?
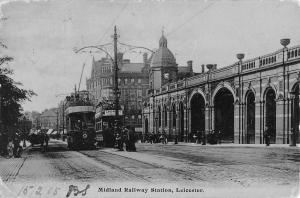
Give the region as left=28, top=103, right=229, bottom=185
left=0, top=52, right=36, bottom=129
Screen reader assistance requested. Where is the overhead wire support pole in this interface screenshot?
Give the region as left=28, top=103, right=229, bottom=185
left=113, top=26, right=120, bottom=126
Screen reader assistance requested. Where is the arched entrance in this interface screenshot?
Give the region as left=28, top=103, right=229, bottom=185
left=291, top=83, right=300, bottom=144
left=265, top=88, right=276, bottom=143
left=246, top=91, right=255, bottom=144
left=190, top=93, right=205, bottom=138
left=172, top=104, right=176, bottom=129
left=144, top=118, right=148, bottom=134
left=179, top=102, right=184, bottom=142
left=214, top=88, right=234, bottom=142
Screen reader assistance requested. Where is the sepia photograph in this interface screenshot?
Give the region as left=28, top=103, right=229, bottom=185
left=0, top=0, right=299, bottom=197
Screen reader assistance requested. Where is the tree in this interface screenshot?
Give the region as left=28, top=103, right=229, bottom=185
left=0, top=45, right=36, bottom=135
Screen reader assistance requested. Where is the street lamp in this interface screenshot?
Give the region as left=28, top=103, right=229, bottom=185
left=280, top=38, right=290, bottom=145
left=236, top=53, right=245, bottom=144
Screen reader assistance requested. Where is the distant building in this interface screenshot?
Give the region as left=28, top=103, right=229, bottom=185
left=40, top=108, right=57, bottom=130
left=86, top=54, right=150, bottom=130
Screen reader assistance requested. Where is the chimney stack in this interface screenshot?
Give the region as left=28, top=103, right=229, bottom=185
left=213, top=64, right=217, bottom=70
left=187, top=60, right=193, bottom=67
left=201, top=64, right=205, bottom=73
left=143, top=53, right=148, bottom=64
left=187, top=60, right=193, bottom=73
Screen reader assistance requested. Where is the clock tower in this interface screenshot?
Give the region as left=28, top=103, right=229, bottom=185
left=149, top=32, right=178, bottom=90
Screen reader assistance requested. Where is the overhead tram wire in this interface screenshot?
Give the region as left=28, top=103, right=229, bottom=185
left=117, top=41, right=155, bottom=54
left=166, top=1, right=216, bottom=37
left=97, top=0, right=130, bottom=44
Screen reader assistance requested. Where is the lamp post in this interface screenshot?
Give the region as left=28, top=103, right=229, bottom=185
left=236, top=53, right=245, bottom=144
left=280, top=38, right=290, bottom=145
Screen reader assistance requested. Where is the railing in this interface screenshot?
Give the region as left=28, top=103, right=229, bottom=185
left=210, top=64, right=237, bottom=79
left=241, top=58, right=257, bottom=72
left=186, top=73, right=207, bottom=87
left=287, top=45, right=300, bottom=62
left=259, top=50, right=280, bottom=68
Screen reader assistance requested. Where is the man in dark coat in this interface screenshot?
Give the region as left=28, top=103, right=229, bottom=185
left=44, top=134, right=49, bottom=152
left=128, top=127, right=136, bottom=152
left=264, top=126, right=270, bottom=146
left=13, top=132, right=21, bottom=157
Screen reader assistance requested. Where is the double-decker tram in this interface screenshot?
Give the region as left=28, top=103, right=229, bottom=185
left=95, top=103, right=123, bottom=147
left=65, top=91, right=96, bottom=150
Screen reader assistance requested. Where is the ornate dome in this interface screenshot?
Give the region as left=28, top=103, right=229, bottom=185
left=151, top=34, right=176, bottom=68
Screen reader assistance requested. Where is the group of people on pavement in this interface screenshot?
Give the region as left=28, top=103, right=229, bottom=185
left=115, top=126, right=136, bottom=152
left=143, top=132, right=168, bottom=144
left=0, top=130, right=23, bottom=158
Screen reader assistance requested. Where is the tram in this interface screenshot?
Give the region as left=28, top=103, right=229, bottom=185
left=65, top=91, right=96, bottom=150
left=95, top=103, right=123, bottom=147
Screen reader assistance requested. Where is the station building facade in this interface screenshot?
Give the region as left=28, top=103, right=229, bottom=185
left=142, top=37, right=300, bottom=144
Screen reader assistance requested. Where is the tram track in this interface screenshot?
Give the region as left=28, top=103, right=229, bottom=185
left=77, top=150, right=153, bottom=183
left=78, top=150, right=207, bottom=183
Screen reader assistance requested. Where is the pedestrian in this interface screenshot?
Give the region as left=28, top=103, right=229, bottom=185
left=218, top=130, right=222, bottom=144
left=44, top=134, right=49, bottom=152
left=202, top=131, right=206, bottom=145
left=123, top=127, right=129, bottom=151
left=13, top=132, right=21, bottom=157
left=264, top=126, right=270, bottom=146
left=116, top=133, right=123, bottom=151
left=163, top=132, right=167, bottom=144
left=193, top=133, right=197, bottom=143
left=290, top=127, right=296, bottom=146
left=128, top=127, right=136, bottom=152
left=2, top=130, right=9, bottom=156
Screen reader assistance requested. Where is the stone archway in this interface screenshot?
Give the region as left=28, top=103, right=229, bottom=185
left=245, top=90, right=255, bottom=144
left=190, top=93, right=205, bottom=138
left=214, top=87, right=234, bottom=143
left=291, top=82, right=300, bottom=144
left=265, top=88, right=276, bottom=144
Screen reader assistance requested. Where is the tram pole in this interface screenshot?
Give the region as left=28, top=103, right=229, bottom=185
left=113, top=26, right=120, bottom=132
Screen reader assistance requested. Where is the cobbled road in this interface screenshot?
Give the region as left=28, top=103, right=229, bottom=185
left=0, top=139, right=299, bottom=198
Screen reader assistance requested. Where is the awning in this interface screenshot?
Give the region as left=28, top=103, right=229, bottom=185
left=47, top=129, right=53, bottom=135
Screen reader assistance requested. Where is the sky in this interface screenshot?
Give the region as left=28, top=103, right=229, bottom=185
left=0, top=0, right=299, bottom=112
